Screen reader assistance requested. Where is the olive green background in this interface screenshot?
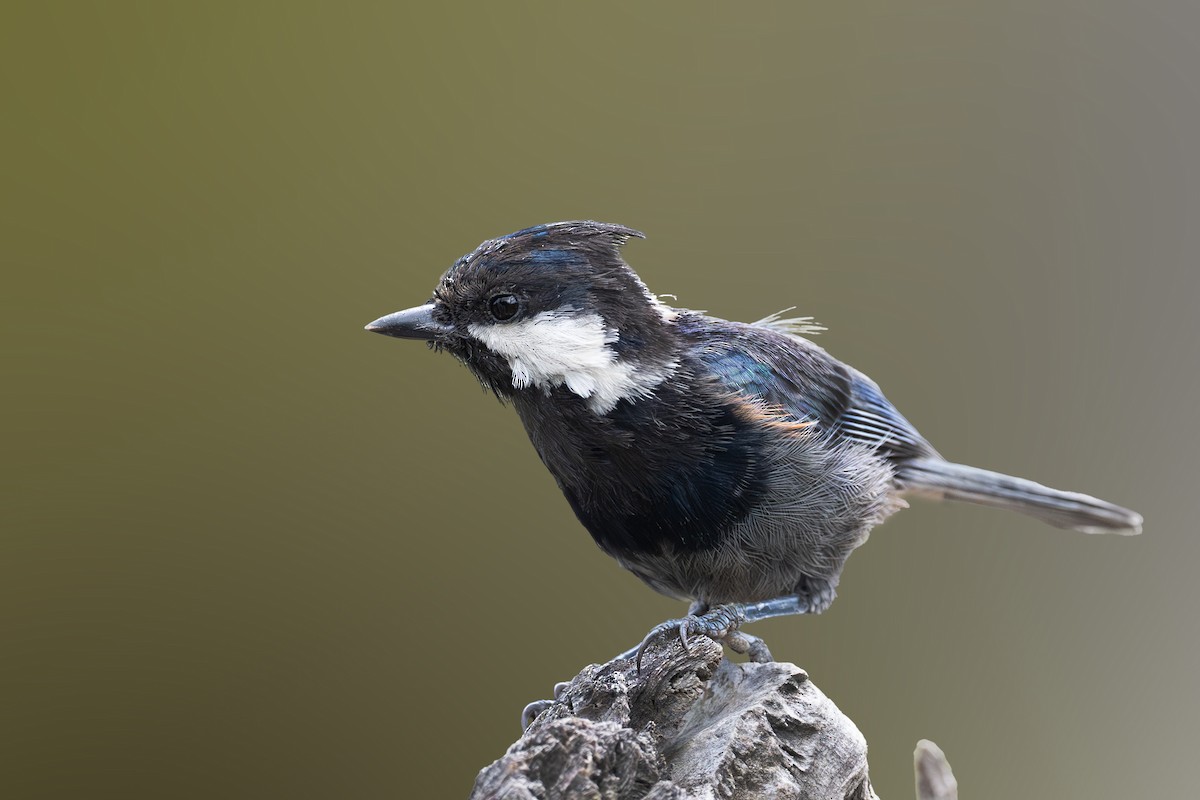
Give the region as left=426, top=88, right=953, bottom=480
left=3, top=3, right=1197, bottom=798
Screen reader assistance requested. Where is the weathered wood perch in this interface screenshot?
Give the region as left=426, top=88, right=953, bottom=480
left=470, top=636, right=958, bottom=800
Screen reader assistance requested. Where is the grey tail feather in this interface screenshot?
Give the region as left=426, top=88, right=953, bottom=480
left=896, top=458, right=1143, bottom=535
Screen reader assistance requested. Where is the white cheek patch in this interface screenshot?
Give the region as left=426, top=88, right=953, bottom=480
left=468, top=311, right=675, bottom=413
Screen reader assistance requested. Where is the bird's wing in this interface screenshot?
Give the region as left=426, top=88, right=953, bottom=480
left=684, top=315, right=937, bottom=464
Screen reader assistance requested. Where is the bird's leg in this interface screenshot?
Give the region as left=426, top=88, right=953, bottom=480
left=628, top=594, right=826, bottom=672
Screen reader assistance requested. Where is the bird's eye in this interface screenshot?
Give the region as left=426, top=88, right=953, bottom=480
left=488, top=294, right=520, bottom=321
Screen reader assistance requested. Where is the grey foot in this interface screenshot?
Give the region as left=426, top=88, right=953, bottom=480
left=726, top=630, right=774, bottom=663
left=615, top=593, right=821, bottom=671
left=634, top=603, right=769, bottom=672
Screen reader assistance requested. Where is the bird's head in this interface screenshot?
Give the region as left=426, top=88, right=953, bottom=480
left=366, top=221, right=680, bottom=413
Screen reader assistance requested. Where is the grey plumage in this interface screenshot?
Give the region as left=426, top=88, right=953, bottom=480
left=895, top=458, right=1143, bottom=535
left=615, top=424, right=903, bottom=611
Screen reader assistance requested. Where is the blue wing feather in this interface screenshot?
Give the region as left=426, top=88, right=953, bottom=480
left=681, top=313, right=936, bottom=463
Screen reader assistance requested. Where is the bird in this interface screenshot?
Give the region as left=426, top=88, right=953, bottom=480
left=365, top=221, right=1142, bottom=666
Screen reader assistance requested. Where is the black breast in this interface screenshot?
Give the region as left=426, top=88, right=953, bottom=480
left=513, top=371, right=772, bottom=557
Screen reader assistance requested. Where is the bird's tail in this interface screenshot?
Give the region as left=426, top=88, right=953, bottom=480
left=895, top=458, right=1142, bottom=535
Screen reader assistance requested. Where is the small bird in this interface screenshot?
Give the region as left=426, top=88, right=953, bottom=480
left=366, top=221, right=1142, bottom=664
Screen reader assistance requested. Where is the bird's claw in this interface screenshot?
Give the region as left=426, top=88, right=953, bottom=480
left=520, top=699, right=553, bottom=730
left=634, top=618, right=693, bottom=672
left=634, top=603, right=750, bottom=672
left=519, top=681, right=572, bottom=731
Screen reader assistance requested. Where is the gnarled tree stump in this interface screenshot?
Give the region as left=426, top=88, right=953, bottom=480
left=471, top=636, right=957, bottom=799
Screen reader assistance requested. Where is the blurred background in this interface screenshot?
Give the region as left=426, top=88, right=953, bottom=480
left=3, top=3, right=1197, bottom=797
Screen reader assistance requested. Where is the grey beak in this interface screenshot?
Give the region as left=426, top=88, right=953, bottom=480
left=364, top=303, right=453, bottom=340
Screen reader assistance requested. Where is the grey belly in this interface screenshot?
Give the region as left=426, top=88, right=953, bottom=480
left=615, top=436, right=902, bottom=606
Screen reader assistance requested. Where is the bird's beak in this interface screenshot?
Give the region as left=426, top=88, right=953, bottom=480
left=364, top=303, right=453, bottom=340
